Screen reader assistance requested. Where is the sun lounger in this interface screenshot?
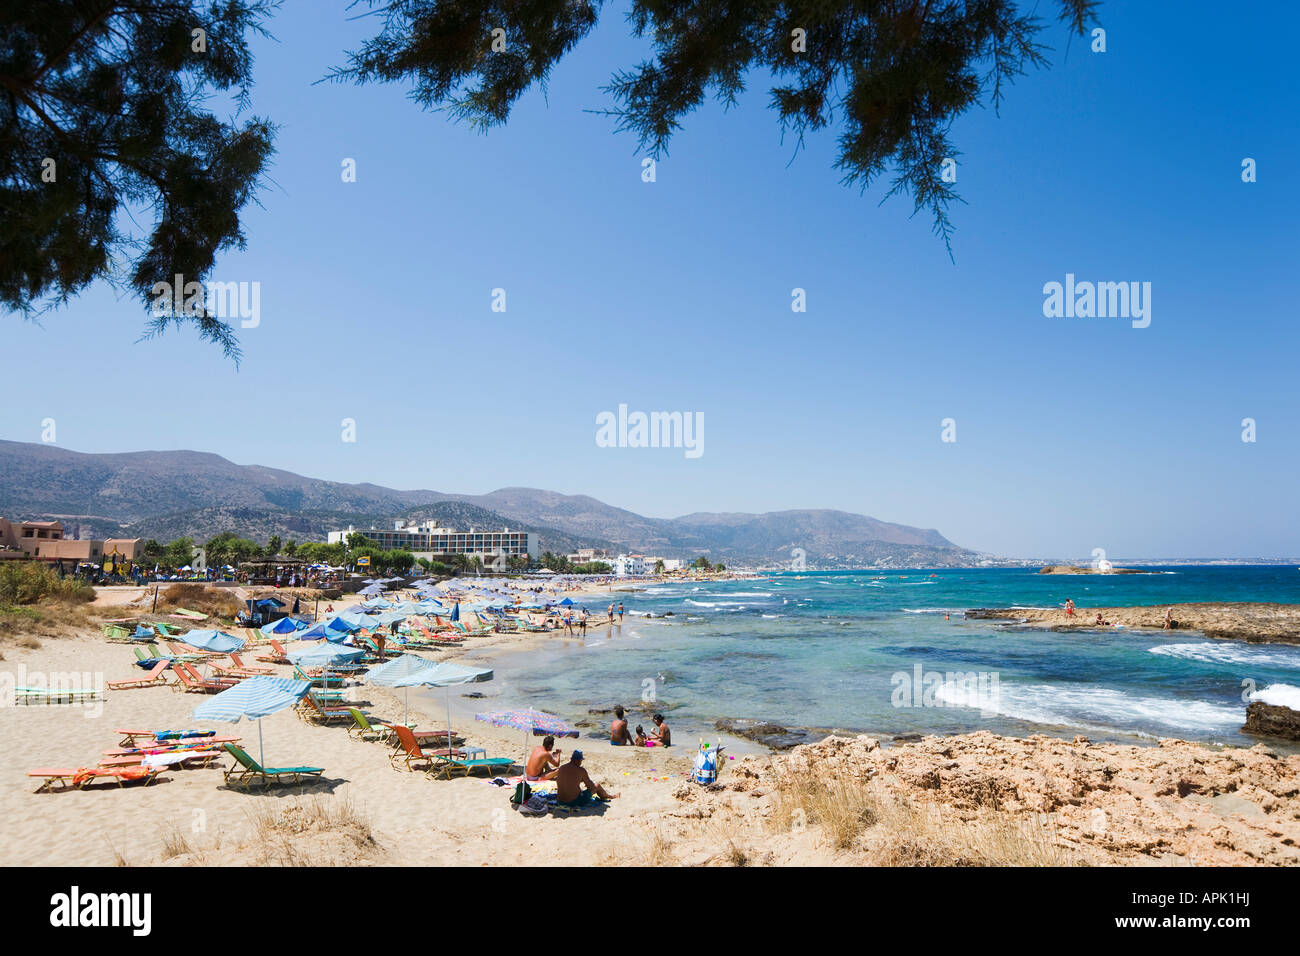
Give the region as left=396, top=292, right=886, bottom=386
left=98, top=750, right=222, bottom=770
left=222, top=743, right=324, bottom=790
left=299, top=693, right=358, bottom=724
left=115, top=729, right=220, bottom=747
left=106, top=660, right=171, bottom=691
left=14, top=687, right=101, bottom=705
left=173, top=663, right=240, bottom=694
left=389, top=725, right=465, bottom=772
left=28, top=766, right=166, bottom=792
left=430, top=754, right=516, bottom=779
left=346, top=708, right=392, bottom=743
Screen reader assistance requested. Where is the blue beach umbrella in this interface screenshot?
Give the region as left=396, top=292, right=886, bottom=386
left=288, top=644, right=366, bottom=668
left=259, top=617, right=300, bottom=636
left=192, top=675, right=313, bottom=766
left=182, top=629, right=245, bottom=653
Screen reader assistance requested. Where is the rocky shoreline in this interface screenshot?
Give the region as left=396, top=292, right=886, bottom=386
left=675, top=731, right=1300, bottom=865
left=966, top=602, right=1300, bottom=644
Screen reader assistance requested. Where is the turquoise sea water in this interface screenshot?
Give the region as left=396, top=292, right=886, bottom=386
left=457, top=567, right=1300, bottom=750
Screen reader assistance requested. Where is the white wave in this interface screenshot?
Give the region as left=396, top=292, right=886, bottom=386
left=1251, top=683, right=1300, bottom=710
left=760, top=614, right=782, bottom=619
left=933, top=681, right=1243, bottom=735
left=1150, top=642, right=1300, bottom=671
left=901, top=608, right=964, bottom=615
left=684, top=599, right=716, bottom=608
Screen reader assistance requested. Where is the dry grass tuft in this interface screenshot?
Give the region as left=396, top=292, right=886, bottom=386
left=249, top=797, right=380, bottom=866
left=771, top=768, right=1086, bottom=866
left=159, top=828, right=193, bottom=860
left=156, top=584, right=242, bottom=620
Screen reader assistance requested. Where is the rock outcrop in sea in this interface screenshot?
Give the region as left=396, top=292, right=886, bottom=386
left=1243, top=701, right=1300, bottom=741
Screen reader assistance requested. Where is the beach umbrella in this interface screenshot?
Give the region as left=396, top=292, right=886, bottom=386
left=192, top=675, right=313, bottom=766
left=475, top=706, right=579, bottom=762
left=423, top=662, right=494, bottom=757
left=297, top=622, right=333, bottom=641
left=363, top=654, right=441, bottom=727
left=359, top=584, right=384, bottom=596
left=323, top=616, right=362, bottom=634
left=288, top=643, right=366, bottom=668
left=475, top=707, right=579, bottom=738
left=182, top=629, right=245, bottom=653
left=556, top=597, right=574, bottom=607
left=450, top=601, right=460, bottom=622
left=259, top=617, right=300, bottom=636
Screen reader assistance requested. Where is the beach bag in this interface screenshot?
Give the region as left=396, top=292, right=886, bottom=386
left=518, top=795, right=549, bottom=816
left=510, top=781, right=532, bottom=808
left=692, top=746, right=718, bottom=785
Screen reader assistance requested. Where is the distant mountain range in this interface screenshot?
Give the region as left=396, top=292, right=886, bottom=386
left=0, top=440, right=979, bottom=567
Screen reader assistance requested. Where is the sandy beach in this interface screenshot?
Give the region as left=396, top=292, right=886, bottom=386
left=5, top=578, right=1300, bottom=867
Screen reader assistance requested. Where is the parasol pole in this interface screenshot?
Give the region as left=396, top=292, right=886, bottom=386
left=258, top=717, right=265, bottom=767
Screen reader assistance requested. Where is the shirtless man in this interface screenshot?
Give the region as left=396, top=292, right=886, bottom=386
left=610, top=705, right=634, bottom=745
left=554, top=751, right=618, bottom=806
left=649, top=713, right=671, bottom=746
left=525, top=735, right=562, bottom=781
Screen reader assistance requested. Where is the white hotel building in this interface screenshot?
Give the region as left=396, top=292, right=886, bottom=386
left=328, top=521, right=539, bottom=564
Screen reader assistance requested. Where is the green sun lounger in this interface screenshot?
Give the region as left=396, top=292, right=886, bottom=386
left=222, top=743, right=324, bottom=790
left=430, top=754, right=515, bottom=779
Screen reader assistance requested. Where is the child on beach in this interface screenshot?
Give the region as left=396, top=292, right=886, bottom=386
left=633, top=724, right=648, bottom=746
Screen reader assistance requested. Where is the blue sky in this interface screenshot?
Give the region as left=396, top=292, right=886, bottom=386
left=4, top=2, right=1297, bottom=559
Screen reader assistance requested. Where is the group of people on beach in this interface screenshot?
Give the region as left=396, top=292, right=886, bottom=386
left=1064, top=598, right=1177, bottom=629
left=610, top=704, right=670, bottom=747
left=524, top=738, right=620, bottom=806
left=521, top=703, right=670, bottom=806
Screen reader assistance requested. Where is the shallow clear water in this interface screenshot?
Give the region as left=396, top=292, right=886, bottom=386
left=458, top=567, right=1300, bottom=750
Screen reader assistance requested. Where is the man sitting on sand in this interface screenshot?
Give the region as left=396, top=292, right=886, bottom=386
left=649, top=713, right=671, bottom=746
left=610, top=705, right=634, bottom=745
left=525, top=735, right=562, bottom=781
left=554, top=751, right=618, bottom=806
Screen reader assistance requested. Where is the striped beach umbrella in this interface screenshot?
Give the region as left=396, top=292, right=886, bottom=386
left=475, top=707, right=579, bottom=738
left=288, top=644, right=366, bottom=668
left=192, top=675, right=312, bottom=765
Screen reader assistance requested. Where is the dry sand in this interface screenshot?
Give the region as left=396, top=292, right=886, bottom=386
left=0, top=583, right=704, bottom=867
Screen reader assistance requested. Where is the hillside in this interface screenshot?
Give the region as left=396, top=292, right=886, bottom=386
left=0, top=440, right=977, bottom=566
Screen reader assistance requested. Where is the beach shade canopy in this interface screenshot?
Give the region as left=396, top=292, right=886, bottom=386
left=556, top=597, right=574, bottom=607
left=323, top=616, right=362, bottom=634
left=288, top=643, right=367, bottom=667
left=191, top=675, right=314, bottom=766
left=182, top=629, right=245, bottom=653
left=475, top=707, right=579, bottom=738
left=363, top=654, right=447, bottom=727
left=296, top=622, right=332, bottom=640
left=193, top=676, right=313, bottom=722
left=259, top=617, right=301, bottom=635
